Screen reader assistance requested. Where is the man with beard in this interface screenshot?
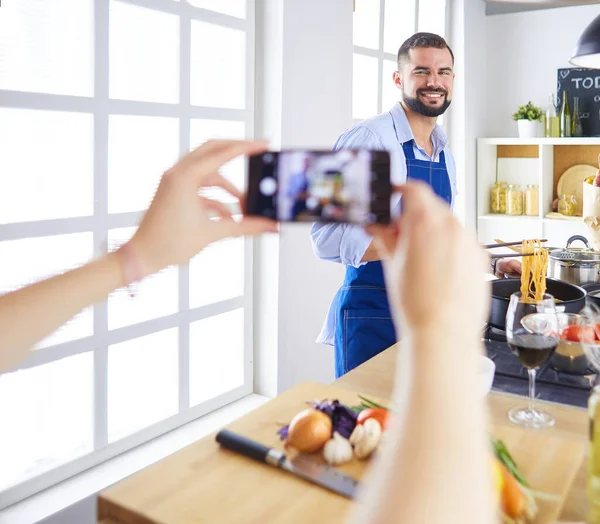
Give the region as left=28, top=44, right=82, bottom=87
left=311, top=33, right=520, bottom=377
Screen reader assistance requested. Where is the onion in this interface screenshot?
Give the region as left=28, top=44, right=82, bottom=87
left=286, top=408, right=332, bottom=453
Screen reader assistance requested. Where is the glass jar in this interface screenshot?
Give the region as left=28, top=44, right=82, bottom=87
left=558, top=194, right=577, bottom=216
left=506, top=184, right=523, bottom=216
left=589, top=385, right=600, bottom=522
left=524, top=184, right=539, bottom=216
left=490, top=182, right=508, bottom=214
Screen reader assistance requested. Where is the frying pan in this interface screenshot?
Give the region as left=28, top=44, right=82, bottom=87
left=489, top=278, right=587, bottom=330
left=582, top=282, right=600, bottom=310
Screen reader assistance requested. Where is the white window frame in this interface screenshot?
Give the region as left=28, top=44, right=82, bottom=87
left=0, top=0, right=255, bottom=509
left=352, top=0, right=450, bottom=125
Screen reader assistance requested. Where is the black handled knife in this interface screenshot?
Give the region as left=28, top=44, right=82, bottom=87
left=216, top=429, right=359, bottom=499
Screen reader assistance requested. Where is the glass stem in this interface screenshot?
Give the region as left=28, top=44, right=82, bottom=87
left=528, top=368, right=537, bottom=414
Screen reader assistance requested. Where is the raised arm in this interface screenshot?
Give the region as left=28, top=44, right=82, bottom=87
left=0, top=141, right=277, bottom=374
left=349, top=182, right=496, bottom=524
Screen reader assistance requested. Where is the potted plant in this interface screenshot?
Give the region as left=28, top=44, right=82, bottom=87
left=512, top=101, right=544, bottom=138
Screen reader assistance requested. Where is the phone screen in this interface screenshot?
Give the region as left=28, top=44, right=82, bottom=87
left=246, top=149, right=391, bottom=225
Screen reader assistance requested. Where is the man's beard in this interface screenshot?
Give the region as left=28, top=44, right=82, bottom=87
left=403, top=88, right=451, bottom=117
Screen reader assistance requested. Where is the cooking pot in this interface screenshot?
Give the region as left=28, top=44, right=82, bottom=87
left=489, top=278, right=586, bottom=331
left=548, top=235, right=600, bottom=286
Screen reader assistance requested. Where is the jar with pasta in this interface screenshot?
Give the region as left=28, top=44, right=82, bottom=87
left=524, top=184, right=539, bottom=216
left=490, top=182, right=507, bottom=214
left=558, top=194, right=577, bottom=216
left=506, top=184, right=523, bottom=216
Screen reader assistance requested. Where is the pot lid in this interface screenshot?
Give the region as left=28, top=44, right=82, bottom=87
left=549, top=235, right=600, bottom=262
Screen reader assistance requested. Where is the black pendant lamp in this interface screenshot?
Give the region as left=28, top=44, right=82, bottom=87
left=570, top=13, right=600, bottom=68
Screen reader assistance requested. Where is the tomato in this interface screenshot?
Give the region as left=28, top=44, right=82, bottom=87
left=560, top=325, right=596, bottom=343
left=357, top=407, right=390, bottom=430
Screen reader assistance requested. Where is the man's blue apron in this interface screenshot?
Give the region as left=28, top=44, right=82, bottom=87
left=333, top=140, right=452, bottom=378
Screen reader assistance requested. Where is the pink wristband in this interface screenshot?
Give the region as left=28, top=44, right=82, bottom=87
left=116, top=242, right=143, bottom=297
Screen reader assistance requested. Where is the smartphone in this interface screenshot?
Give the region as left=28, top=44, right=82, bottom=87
left=246, top=149, right=391, bottom=225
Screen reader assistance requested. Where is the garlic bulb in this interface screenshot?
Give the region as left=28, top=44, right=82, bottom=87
left=323, top=432, right=353, bottom=465
left=351, top=418, right=381, bottom=459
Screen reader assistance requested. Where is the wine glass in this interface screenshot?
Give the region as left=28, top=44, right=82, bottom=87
left=505, top=292, right=559, bottom=428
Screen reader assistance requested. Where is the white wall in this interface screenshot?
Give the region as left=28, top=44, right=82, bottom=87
left=277, top=0, right=352, bottom=392
left=448, top=0, right=488, bottom=230
left=485, top=4, right=600, bottom=137
left=254, top=0, right=353, bottom=393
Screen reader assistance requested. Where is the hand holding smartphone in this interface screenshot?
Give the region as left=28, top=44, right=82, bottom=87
left=245, top=149, right=392, bottom=225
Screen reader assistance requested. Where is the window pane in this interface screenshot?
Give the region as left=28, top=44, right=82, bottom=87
left=0, top=0, right=93, bottom=96
left=190, top=119, right=246, bottom=203
left=384, top=0, right=415, bottom=55
left=109, top=1, right=179, bottom=104
left=418, top=0, right=446, bottom=38
left=107, top=228, right=178, bottom=330
left=353, top=54, right=378, bottom=120
left=108, top=115, right=179, bottom=214
left=382, top=60, right=400, bottom=112
left=191, top=22, right=245, bottom=109
left=0, top=353, right=93, bottom=491
left=0, top=108, right=93, bottom=224
left=0, top=234, right=93, bottom=349
left=190, top=309, right=244, bottom=406
left=353, top=0, right=380, bottom=49
left=108, top=329, right=179, bottom=442
left=189, top=237, right=244, bottom=308
left=187, top=0, right=246, bottom=19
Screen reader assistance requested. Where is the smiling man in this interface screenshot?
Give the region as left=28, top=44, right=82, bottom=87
left=311, top=32, right=519, bottom=378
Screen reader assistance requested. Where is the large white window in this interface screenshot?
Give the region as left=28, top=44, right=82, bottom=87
left=353, top=0, right=448, bottom=122
left=0, top=0, right=255, bottom=507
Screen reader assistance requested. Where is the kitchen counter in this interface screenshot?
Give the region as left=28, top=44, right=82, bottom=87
left=335, top=345, right=590, bottom=522
left=97, top=344, right=589, bottom=523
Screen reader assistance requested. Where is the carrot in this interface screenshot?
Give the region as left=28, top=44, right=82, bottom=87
left=496, top=457, right=525, bottom=518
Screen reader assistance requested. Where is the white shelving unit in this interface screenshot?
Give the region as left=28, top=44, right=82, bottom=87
left=476, top=137, right=600, bottom=249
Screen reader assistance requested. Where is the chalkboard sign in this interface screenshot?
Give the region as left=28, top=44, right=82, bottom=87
left=557, top=68, right=600, bottom=137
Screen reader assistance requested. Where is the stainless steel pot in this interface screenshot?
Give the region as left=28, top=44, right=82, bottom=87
left=548, top=235, right=600, bottom=286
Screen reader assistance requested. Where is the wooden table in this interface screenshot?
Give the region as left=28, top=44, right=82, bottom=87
left=97, top=345, right=589, bottom=523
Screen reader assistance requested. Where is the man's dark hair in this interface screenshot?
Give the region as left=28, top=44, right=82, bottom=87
left=397, top=32, right=454, bottom=68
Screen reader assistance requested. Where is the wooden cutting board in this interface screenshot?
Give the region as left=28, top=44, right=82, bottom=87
left=98, top=381, right=585, bottom=524
left=220, top=382, right=585, bottom=524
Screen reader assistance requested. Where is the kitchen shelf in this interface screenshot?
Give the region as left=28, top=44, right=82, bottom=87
left=476, top=137, right=600, bottom=247
left=478, top=137, right=600, bottom=146
left=543, top=214, right=583, bottom=222
left=478, top=214, right=539, bottom=220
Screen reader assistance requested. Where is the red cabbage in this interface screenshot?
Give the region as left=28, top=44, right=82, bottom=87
left=276, top=399, right=357, bottom=441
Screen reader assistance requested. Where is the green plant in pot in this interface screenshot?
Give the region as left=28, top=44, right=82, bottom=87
left=512, top=101, right=544, bottom=139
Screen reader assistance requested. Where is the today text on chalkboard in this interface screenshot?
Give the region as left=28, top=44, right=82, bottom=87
left=557, top=68, right=600, bottom=136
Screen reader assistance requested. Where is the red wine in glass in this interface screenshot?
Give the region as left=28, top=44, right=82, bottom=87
left=508, top=334, right=557, bottom=369
left=505, top=292, right=559, bottom=428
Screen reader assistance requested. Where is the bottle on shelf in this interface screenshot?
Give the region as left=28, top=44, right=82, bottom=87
left=560, top=90, right=572, bottom=138
left=546, top=94, right=560, bottom=138
left=572, top=96, right=583, bottom=137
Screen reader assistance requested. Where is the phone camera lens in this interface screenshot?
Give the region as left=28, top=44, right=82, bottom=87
left=259, top=177, right=277, bottom=196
